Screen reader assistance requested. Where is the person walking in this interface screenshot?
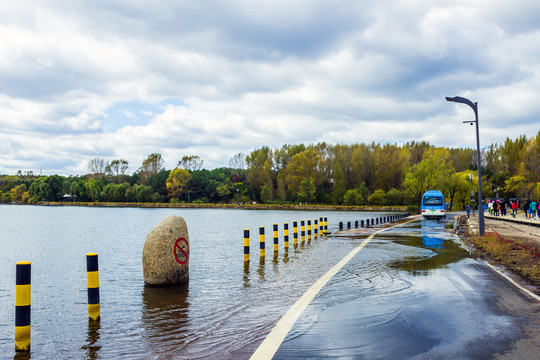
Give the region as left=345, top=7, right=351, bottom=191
left=511, top=201, right=518, bottom=218
left=530, top=200, right=538, bottom=219
left=466, top=204, right=471, bottom=219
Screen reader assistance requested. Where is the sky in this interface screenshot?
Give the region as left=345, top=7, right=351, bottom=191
left=1, top=0, right=540, bottom=176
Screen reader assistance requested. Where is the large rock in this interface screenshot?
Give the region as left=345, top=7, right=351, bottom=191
left=143, top=215, right=189, bottom=286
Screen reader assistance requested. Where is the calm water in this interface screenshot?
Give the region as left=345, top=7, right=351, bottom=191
left=0, top=205, right=396, bottom=359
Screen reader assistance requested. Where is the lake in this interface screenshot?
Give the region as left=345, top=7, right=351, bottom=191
left=0, top=205, right=397, bottom=359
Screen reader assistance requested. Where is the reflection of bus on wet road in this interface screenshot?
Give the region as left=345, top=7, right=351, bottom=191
left=421, top=190, right=446, bottom=219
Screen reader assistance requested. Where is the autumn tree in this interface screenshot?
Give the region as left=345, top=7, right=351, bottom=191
left=283, top=149, right=322, bottom=198
left=138, top=153, right=164, bottom=184
left=166, top=168, right=192, bottom=201
left=246, top=147, right=273, bottom=199
left=403, top=149, right=452, bottom=213
left=331, top=164, right=346, bottom=204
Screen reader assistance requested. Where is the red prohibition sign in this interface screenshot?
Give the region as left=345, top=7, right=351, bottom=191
left=173, top=237, right=189, bottom=265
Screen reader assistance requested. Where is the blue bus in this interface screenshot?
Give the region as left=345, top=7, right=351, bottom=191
left=421, top=190, right=446, bottom=219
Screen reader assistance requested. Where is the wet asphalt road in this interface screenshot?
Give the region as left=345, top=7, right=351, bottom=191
left=264, top=215, right=540, bottom=359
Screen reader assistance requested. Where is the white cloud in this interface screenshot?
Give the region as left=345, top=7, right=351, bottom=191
left=1, top=0, right=539, bottom=175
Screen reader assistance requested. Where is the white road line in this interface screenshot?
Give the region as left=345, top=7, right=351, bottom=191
left=249, top=219, right=416, bottom=360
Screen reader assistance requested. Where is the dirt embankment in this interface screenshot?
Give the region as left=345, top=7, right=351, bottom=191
left=456, top=214, right=540, bottom=294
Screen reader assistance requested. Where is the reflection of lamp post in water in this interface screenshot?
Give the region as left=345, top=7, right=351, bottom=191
left=446, top=96, right=484, bottom=236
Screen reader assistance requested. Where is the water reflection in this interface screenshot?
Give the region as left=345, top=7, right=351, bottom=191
left=389, top=219, right=469, bottom=275
left=13, top=352, right=31, bottom=360
left=243, top=262, right=250, bottom=288
left=141, top=284, right=190, bottom=353
left=258, top=257, right=266, bottom=281
left=422, top=219, right=445, bottom=249
left=81, top=320, right=101, bottom=360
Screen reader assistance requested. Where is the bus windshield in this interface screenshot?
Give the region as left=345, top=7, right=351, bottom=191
left=423, top=196, right=443, bottom=206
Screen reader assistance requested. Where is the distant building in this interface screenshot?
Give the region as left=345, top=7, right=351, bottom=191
left=61, top=194, right=77, bottom=202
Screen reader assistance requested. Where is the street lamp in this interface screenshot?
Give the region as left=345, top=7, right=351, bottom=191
left=446, top=96, right=485, bottom=235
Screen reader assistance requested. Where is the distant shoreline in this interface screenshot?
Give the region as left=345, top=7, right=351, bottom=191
left=10, top=201, right=409, bottom=212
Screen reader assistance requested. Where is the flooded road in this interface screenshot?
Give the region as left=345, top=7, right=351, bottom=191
left=270, top=216, right=540, bottom=359
left=1, top=206, right=539, bottom=359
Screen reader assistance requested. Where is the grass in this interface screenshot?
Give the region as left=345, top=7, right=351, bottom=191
left=466, top=231, right=540, bottom=288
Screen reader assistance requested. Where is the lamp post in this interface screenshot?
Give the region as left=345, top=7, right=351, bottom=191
left=446, top=96, right=484, bottom=235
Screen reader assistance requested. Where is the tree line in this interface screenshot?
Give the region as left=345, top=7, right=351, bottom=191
left=1, top=132, right=538, bottom=211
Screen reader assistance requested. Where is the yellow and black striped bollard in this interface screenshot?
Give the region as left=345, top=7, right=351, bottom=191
left=15, top=261, right=31, bottom=352
left=244, top=229, right=250, bottom=262
left=284, top=223, right=289, bottom=249
left=319, top=217, right=323, bottom=235
left=324, top=217, right=328, bottom=234
left=314, top=219, right=318, bottom=238
left=273, top=224, right=279, bottom=253
left=259, top=226, right=265, bottom=258
left=293, top=221, right=298, bottom=246
left=86, top=253, right=100, bottom=321
left=301, top=220, right=306, bottom=243
left=307, top=220, right=312, bottom=241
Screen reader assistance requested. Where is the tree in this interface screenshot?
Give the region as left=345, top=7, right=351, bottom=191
left=138, top=153, right=164, bottom=183
left=403, top=148, right=454, bottom=212
left=368, top=189, right=386, bottom=205
left=216, top=182, right=232, bottom=202
left=350, top=143, right=377, bottom=191
left=28, top=177, right=52, bottom=201
left=10, top=184, right=27, bottom=202
left=166, top=168, right=192, bottom=201
left=403, top=155, right=438, bottom=213
left=385, top=188, right=404, bottom=206
left=505, top=175, right=528, bottom=198
left=299, top=177, right=316, bottom=203
left=106, top=159, right=129, bottom=182
left=69, top=181, right=79, bottom=198
left=178, top=155, right=204, bottom=171
left=331, top=164, right=346, bottom=204
left=343, top=189, right=360, bottom=205
left=260, top=184, right=270, bottom=203
left=283, top=149, right=322, bottom=197
left=85, top=178, right=101, bottom=201
left=46, top=175, right=64, bottom=201
left=229, top=153, right=246, bottom=170
left=88, top=157, right=109, bottom=176
left=246, top=147, right=273, bottom=197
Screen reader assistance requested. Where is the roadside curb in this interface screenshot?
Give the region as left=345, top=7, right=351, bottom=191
left=484, top=214, right=540, bottom=228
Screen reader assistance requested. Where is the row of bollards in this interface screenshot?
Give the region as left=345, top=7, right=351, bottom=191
left=14, top=253, right=101, bottom=352
left=338, top=213, right=410, bottom=231
left=244, top=217, right=328, bottom=262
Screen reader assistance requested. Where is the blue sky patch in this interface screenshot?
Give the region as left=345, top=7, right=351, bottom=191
left=103, top=99, right=184, bottom=132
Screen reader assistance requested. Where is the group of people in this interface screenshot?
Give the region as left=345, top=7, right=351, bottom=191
left=487, top=199, right=539, bottom=219
left=523, top=199, right=539, bottom=219
left=487, top=201, right=507, bottom=216
left=465, top=199, right=540, bottom=220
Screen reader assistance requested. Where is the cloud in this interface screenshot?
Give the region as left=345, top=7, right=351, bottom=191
left=1, top=0, right=539, bottom=176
